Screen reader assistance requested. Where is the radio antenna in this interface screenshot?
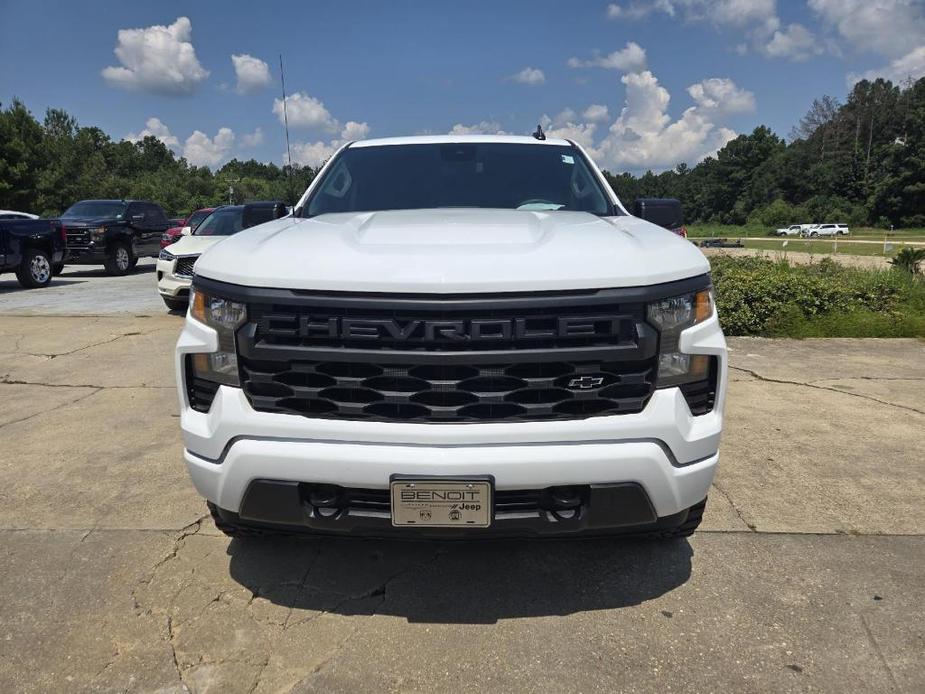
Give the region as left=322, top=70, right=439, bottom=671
left=279, top=53, right=295, bottom=205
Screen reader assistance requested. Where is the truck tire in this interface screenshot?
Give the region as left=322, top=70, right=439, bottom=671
left=207, top=502, right=274, bottom=539
left=104, top=242, right=133, bottom=275
left=16, top=248, right=53, bottom=288
left=162, top=295, right=188, bottom=312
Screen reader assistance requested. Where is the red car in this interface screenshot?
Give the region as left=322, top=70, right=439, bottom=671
left=160, top=208, right=216, bottom=248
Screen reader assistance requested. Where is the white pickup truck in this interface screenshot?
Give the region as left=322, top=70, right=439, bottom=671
left=175, top=135, right=727, bottom=540
left=775, top=224, right=814, bottom=236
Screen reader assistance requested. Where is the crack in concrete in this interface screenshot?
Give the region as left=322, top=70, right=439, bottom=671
left=296, top=546, right=448, bottom=685
left=710, top=482, right=756, bottom=532
left=860, top=613, right=900, bottom=691
left=729, top=366, right=925, bottom=416
left=3, top=327, right=159, bottom=359
left=0, top=386, right=101, bottom=430
left=1, top=376, right=173, bottom=390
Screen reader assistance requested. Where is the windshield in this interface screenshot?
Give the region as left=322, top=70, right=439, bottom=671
left=194, top=207, right=244, bottom=236
left=61, top=201, right=127, bottom=218
left=304, top=143, right=613, bottom=217
left=186, top=209, right=211, bottom=230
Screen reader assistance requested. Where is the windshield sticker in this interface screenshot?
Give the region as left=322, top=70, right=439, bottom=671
left=561, top=155, right=574, bottom=164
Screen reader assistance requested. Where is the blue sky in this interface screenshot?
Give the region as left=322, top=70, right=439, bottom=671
left=2, top=1, right=924, bottom=172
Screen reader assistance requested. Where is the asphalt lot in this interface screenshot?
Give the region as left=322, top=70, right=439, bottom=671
left=1, top=265, right=923, bottom=692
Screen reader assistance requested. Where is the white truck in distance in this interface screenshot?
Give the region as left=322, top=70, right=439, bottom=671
left=776, top=224, right=813, bottom=236
left=803, top=223, right=849, bottom=237
left=177, top=135, right=727, bottom=539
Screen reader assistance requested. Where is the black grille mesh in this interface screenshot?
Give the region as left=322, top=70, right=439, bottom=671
left=241, top=357, right=655, bottom=422
left=174, top=256, right=197, bottom=278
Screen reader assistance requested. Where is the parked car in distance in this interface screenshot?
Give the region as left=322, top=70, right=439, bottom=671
left=161, top=208, right=216, bottom=249
left=60, top=199, right=170, bottom=275
left=0, top=209, right=40, bottom=221
left=804, top=223, right=849, bottom=237
left=775, top=224, right=814, bottom=236
left=1, top=217, right=67, bottom=288
left=157, top=201, right=287, bottom=311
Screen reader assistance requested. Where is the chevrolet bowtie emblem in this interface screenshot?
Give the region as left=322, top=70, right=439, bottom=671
left=568, top=376, right=604, bottom=390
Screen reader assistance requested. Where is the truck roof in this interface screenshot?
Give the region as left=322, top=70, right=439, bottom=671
left=349, top=134, right=573, bottom=148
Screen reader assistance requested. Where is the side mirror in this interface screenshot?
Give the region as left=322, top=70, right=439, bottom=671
left=633, top=198, right=683, bottom=231
left=180, top=226, right=192, bottom=236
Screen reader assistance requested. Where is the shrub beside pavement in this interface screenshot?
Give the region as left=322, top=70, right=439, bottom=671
left=710, top=255, right=925, bottom=338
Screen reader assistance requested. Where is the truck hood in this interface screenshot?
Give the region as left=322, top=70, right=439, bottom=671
left=168, top=235, right=226, bottom=256
left=194, top=209, right=710, bottom=293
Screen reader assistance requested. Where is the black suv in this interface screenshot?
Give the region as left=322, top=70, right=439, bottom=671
left=60, top=199, right=170, bottom=275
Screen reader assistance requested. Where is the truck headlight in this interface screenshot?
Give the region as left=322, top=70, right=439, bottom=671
left=90, top=227, right=107, bottom=241
left=188, top=289, right=246, bottom=387
left=647, top=288, right=713, bottom=387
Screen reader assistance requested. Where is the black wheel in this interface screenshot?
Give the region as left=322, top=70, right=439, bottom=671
left=16, top=248, right=53, bottom=288
left=649, top=498, right=707, bottom=540
left=208, top=502, right=274, bottom=539
left=162, top=295, right=188, bottom=312
left=104, top=242, right=133, bottom=275
left=52, top=261, right=65, bottom=276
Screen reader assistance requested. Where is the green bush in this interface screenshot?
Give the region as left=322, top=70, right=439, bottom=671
left=710, top=255, right=925, bottom=337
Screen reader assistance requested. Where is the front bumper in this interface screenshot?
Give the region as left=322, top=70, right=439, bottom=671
left=176, top=310, right=727, bottom=532
left=156, top=257, right=192, bottom=299
left=65, top=247, right=108, bottom=264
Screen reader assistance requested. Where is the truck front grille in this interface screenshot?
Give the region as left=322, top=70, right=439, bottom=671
left=174, top=256, right=197, bottom=278
left=240, top=357, right=656, bottom=422
left=232, top=287, right=661, bottom=423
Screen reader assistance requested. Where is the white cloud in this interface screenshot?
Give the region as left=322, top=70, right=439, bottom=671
left=762, top=23, right=822, bottom=61
left=124, top=117, right=179, bottom=148
left=289, top=121, right=371, bottom=167
left=809, top=0, right=925, bottom=60
left=809, top=0, right=925, bottom=85
left=510, top=66, right=546, bottom=85
left=183, top=128, right=235, bottom=167
left=606, top=1, right=675, bottom=20
left=582, top=104, right=610, bottom=122
left=231, top=54, right=271, bottom=94
left=588, top=70, right=745, bottom=171
left=849, top=46, right=925, bottom=85
left=686, top=77, right=756, bottom=116
left=448, top=120, right=510, bottom=135
left=241, top=127, right=264, bottom=148
left=605, top=1, right=827, bottom=62
left=567, top=42, right=647, bottom=72
left=273, top=91, right=338, bottom=131
left=102, top=17, right=209, bottom=95
left=340, top=121, right=371, bottom=141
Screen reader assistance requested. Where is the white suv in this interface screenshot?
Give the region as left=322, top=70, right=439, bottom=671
left=176, top=135, right=727, bottom=539
left=804, top=223, right=849, bottom=237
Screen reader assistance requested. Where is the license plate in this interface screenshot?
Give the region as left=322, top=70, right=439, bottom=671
left=390, top=479, right=492, bottom=528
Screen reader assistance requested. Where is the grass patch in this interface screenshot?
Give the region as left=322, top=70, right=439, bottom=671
left=711, top=255, right=925, bottom=337
left=742, top=238, right=901, bottom=258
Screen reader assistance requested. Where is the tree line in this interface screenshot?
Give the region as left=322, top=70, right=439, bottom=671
left=604, top=76, right=925, bottom=229
left=0, top=104, right=317, bottom=218
left=1, top=74, right=923, bottom=226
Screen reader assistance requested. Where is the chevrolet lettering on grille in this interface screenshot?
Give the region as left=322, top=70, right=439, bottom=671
left=258, top=315, right=626, bottom=342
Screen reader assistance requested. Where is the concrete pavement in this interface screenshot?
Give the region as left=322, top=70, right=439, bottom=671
left=1, top=308, right=923, bottom=691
